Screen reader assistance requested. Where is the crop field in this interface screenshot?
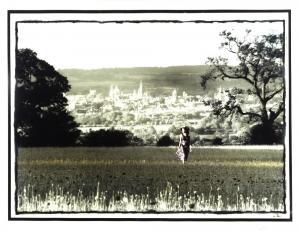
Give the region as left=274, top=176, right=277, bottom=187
left=16, top=146, right=285, bottom=213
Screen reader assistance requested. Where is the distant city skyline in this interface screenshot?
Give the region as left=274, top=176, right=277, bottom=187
left=17, top=21, right=283, bottom=69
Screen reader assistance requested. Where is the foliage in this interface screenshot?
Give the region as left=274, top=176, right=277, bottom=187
left=80, top=129, right=144, bottom=146
left=15, top=49, right=80, bottom=146
left=201, top=30, right=284, bottom=144
left=248, top=122, right=284, bottom=145
left=156, top=134, right=176, bottom=146
left=212, top=137, right=223, bottom=145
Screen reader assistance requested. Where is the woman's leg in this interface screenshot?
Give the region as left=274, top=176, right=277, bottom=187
left=183, top=147, right=189, bottom=162
left=181, top=149, right=185, bottom=163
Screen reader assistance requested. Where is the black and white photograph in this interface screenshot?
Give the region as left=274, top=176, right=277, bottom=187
left=7, top=10, right=292, bottom=220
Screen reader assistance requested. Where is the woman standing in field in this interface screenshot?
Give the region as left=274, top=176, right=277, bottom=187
left=177, top=127, right=191, bottom=164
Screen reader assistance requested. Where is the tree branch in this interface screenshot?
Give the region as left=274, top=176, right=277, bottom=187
left=252, top=80, right=265, bottom=104
left=215, top=64, right=254, bottom=85
left=232, top=105, right=262, bottom=119
left=265, top=87, right=284, bottom=102
left=270, top=102, right=284, bottom=121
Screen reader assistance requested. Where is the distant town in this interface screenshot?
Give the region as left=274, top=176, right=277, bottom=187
left=65, top=81, right=279, bottom=145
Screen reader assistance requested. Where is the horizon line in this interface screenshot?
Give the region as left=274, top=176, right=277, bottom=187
left=57, top=64, right=217, bottom=71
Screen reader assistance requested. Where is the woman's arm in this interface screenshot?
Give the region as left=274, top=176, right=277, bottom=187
left=178, top=134, right=182, bottom=148
left=188, top=136, right=192, bottom=152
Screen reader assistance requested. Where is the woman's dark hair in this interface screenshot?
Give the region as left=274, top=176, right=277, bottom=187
left=181, top=126, right=190, bottom=135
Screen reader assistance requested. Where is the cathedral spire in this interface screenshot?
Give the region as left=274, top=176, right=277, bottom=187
left=138, top=81, right=143, bottom=98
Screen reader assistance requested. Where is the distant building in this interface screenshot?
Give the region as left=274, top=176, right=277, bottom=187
left=137, top=81, right=143, bottom=99
left=109, top=85, right=121, bottom=101
left=88, top=89, right=97, bottom=97
left=171, top=89, right=177, bottom=103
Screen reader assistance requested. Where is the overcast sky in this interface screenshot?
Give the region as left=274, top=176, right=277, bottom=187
left=17, top=21, right=283, bottom=69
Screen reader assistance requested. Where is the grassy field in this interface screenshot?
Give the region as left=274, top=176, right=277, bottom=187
left=16, top=146, right=285, bottom=212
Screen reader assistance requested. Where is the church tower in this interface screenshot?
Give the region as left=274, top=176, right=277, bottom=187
left=137, top=81, right=143, bottom=98
left=172, top=89, right=177, bottom=99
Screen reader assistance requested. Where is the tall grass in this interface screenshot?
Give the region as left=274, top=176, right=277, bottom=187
left=18, top=182, right=284, bottom=212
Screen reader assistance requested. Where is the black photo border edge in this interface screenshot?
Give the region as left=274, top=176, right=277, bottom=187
left=7, top=9, right=292, bottom=222
left=288, top=10, right=292, bottom=221
left=7, top=10, right=11, bottom=221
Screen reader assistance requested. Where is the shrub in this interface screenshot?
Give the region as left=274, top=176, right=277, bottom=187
left=157, top=135, right=175, bottom=147
left=248, top=123, right=284, bottom=145
left=212, top=137, right=223, bottom=145
left=80, top=129, right=143, bottom=146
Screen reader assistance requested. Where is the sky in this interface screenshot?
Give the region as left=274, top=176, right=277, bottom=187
left=17, top=21, right=283, bottom=69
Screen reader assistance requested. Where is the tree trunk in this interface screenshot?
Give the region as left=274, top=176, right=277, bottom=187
left=251, top=102, right=277, bottom=145
left=261, top=102, right=269, bottom=125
